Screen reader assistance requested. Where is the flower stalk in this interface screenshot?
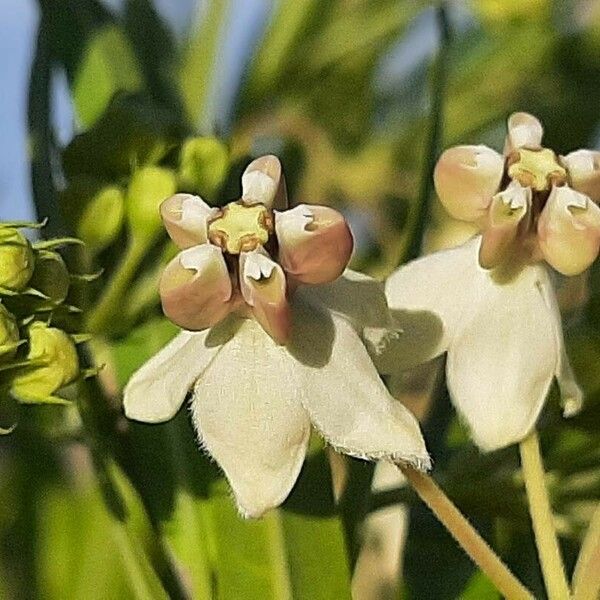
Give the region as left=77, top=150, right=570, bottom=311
left=518, top=430, right=570, bottom=600
left=572, top=503, right=600, bottom=600
left=399, top=463, right=533, bottom=600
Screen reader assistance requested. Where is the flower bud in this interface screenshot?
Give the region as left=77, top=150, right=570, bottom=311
left=28, top=251, right=70, bottom=306
left=179, top=137, right=229, bottom=197
left=126, top=166, right=177, bottom=239
left=11, top=322, right=79, bottom=401
left=77, top=185, right=125, bottom=253
left=433, top=145, right=504, bottom=223
left=0, top=303, right=19, bottom=359
left=0, top=227, right=34, bottom=292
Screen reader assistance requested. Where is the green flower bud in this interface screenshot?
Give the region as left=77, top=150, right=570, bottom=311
left=179, top=137, right=229, bottom=197
left=11, top=322, right=79, bottom=401
left=0, top=227, right=34, bottom=292
left=0, top=303, right=19, bottom=360
left=77, top=185, right=125, bottom=253
left=126, top=166, right=177, bottom=239
left=29, top=251, right=70, bottom=306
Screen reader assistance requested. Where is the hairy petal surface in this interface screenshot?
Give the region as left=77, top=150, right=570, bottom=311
left=291, top=308, right=430, bottom=469
left=160, top=194, right=215, bottom=248
left=160, top=244, right=232, bottom=331
left=191, top=318, right=310, bottom=518
left=538, top=186, right=600, bottom=276
left=433, top=145, right=504, bottom=222
left=124, top=329, right=221, bottom=423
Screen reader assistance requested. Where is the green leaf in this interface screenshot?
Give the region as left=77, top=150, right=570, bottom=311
left=179, top=0, right=229, bottom=127
left=72, top=26, right=143, bottom=128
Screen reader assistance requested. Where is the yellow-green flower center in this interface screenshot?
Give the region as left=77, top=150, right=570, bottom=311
left=508, top=148, right=567, bottom=192
left=208, top=202, right=272, bottom=254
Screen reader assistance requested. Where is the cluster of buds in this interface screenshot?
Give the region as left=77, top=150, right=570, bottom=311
left=0, top=222, right=91, bottom=416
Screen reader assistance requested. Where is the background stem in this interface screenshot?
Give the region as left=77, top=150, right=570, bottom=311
left=399, top=464, right=533, bottom=600
left=519, top=431, right=570, bottom=600
left=572, top=503, right=600, bottom=600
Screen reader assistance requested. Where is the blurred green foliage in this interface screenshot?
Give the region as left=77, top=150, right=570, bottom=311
left=1, top=0, right=600, bottom=598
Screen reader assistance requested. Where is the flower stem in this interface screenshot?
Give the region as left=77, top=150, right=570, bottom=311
left=86, top=236, right=149, bottom=334
left=519, top=431, right=570, bottom=600
left=572, top=502, right=600, bottom=600
left=399, top=464, right=533, bottom=600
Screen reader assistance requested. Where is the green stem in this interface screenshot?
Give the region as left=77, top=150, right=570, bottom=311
left=86, top=236, right=149, bottom=334
left=519, top=431, right=570, bottom=600
left=402, top=2, right=451, bottom=264
left=400, top=464, right=533, bottom=600
left=572, top=503, right=600, bottom=600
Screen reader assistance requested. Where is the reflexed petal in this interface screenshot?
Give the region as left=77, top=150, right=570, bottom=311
left=536, top=276, right=584, bottom=416
left=275, top=205, right=353, bottom=284
left=240, top=250, right=291, bottom=344
left=538, top=186, right=600, bottom=276
left=190, top=318, right=310, bottom=517
left=160, top=193, right=215, bottom=248
left=384, top=238, right=481, bottom=369
left=160, top=244, right=232, bottom=330
left=124, top=329, right=220, bottom=423
left=446, top=260, right=558, bottom=451
left=504, top=112, right=544, bottom=154
left=479, top=181, right=531, bottom=269
left=291, top=309, right=430, bottom=469
left=433, top=145, right=504, bottom=222
left=241, top=155, right=287, bottom=209
left=562, top=149, right=600, bottom=202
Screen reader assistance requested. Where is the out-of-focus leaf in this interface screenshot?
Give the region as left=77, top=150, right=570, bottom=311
left=72, top=26, right=143, bottom=128
left=124, top=0, right=184, bottom=116
left=62, top=94, right=185, bottom=180
left=458, top=571, right=500, bottom=599
left=179, top=0, right=229, bottom=127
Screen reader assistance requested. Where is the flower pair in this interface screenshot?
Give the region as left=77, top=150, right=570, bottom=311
left=125, top=156, right=429, bottom=518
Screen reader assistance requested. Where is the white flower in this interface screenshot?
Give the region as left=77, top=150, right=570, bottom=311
left=385, top=237, right=582, bottom=452
left=124, top=156, right=429, bottom=517
left=386, top=113, right=593, bottom=452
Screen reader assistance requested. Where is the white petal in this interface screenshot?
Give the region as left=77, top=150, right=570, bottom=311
left=191, top=318, right=310, bottom=518
left=504, top=112, right=544, bottom=154
left=536, top=274, right=584, bottom=417
left=124, top=329, right=221, bottom=423
left=299, top=270, right=402, bottom=372
left=384, top=238, right=481, bottom=369
left=446, top=260, right=559, bottom=451
left=290, top=304, right=430, bottom=469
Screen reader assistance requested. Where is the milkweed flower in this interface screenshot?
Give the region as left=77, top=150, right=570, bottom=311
left=124, top=155, right=429, bottom=518
left=385, top=113, right=591, bottom=452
